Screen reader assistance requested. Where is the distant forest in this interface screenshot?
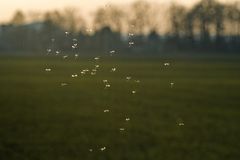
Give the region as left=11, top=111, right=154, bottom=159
left=0, top=0, right=239, bottom=54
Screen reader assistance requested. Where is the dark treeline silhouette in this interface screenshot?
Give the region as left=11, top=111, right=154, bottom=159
left=0, top=0, right=239, bottom=55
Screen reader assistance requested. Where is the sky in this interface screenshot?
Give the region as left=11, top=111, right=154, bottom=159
left=0, top=0, right=236, bottom=23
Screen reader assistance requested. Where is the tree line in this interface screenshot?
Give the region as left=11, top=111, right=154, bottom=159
left=0, top=0, right=239, bottom=54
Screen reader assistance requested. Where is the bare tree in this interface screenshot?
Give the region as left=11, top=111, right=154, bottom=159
left=225, top=2, right=240, bottom=37
left=189, top=0, right=221, bottom=45
left=62, top=7, right=86, bottom=33
left=27, top=11, right=43, bottom=22
left=169, top=3, right=187, bottom=39
left=42, top=8, right=86, bottom=33
left=128, top=0, right=153, bottom=34
left=10, top=10, right=26, bottom=25
left=184, top=12, right=194, bottom=42
left=43, top=10, right=64, bottom=26
left=93, top=5, right=126, bottom=32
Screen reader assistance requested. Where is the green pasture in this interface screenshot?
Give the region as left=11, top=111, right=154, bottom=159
left=0, top=55, right=239, bottom=160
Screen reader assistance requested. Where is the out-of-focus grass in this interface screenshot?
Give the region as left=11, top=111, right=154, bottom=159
left=0, top=55, right=240, bottom=160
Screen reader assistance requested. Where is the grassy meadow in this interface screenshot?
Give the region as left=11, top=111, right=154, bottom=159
left=0, top=55, right=240, bottom=160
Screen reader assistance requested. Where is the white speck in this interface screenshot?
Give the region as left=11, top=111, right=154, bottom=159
left=126, top=76, right=131, bottom=81
left=65, top=31, right=69, bottom=35
left=89, top=149, right=93, bottom=152
left=170, top=82, right=174, bottom=88
left=55, top=51, right=60, bottom=55
left=71, top=74, right=78, bottom=78
left=81, top=69, right=88, bottom=75
left=86, top=28, right=93, bottom=33
left=111, top=67, right=116, bottom=72
left=132, top=90, right=136, bottom=94
left=128, top=33, right=134, bottom=37
left=179, top=122, right=184, bottom=126
left=75, top=54, right=79, bottom=58
left=125, top=118, right=130, bottom=121
left=135, top=80, right=140, bottom=83
left=95, top=65, right=100, bottom=68
left=129, top=42, right=134, bottom=46
left=63, top=55, right=68, bottom=59
left=119, top=128, right=125, bottom=131
left=83, top=69, right=89, bottom=72
left=177, top=118, right=184, bottom=126
left=47, top=49, right=52, bottom=53
left=91, top=72, right=96, bottom=75
left=45, top=68, right=51, bottom=72
left=104, top=109, right=110, bottom=113
left=100, top=147, right=106, bottom=151
left=94, top=57, right=100, bottom=60
left=164, top=63, right=170, bottom=66
left=61, top=83, right=68, bottom=86
left=110, top=50, right=116, bottom=56
left=103, top=80, right=108, bottom=83
left=105, top=84, right=111, bottom=88
left=110, top=50, right=115, bottom=54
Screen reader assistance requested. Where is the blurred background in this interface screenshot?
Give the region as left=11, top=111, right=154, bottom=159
left=0, top=0, right=239, bottom=54
left=0, top=0, right=240, bottom=160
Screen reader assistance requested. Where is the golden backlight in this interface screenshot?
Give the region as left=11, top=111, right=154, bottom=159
left=0, top=0, right=233, bottom=23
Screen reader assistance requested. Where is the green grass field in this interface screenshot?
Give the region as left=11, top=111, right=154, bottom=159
left=0, top=55, right=240, bottom=160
